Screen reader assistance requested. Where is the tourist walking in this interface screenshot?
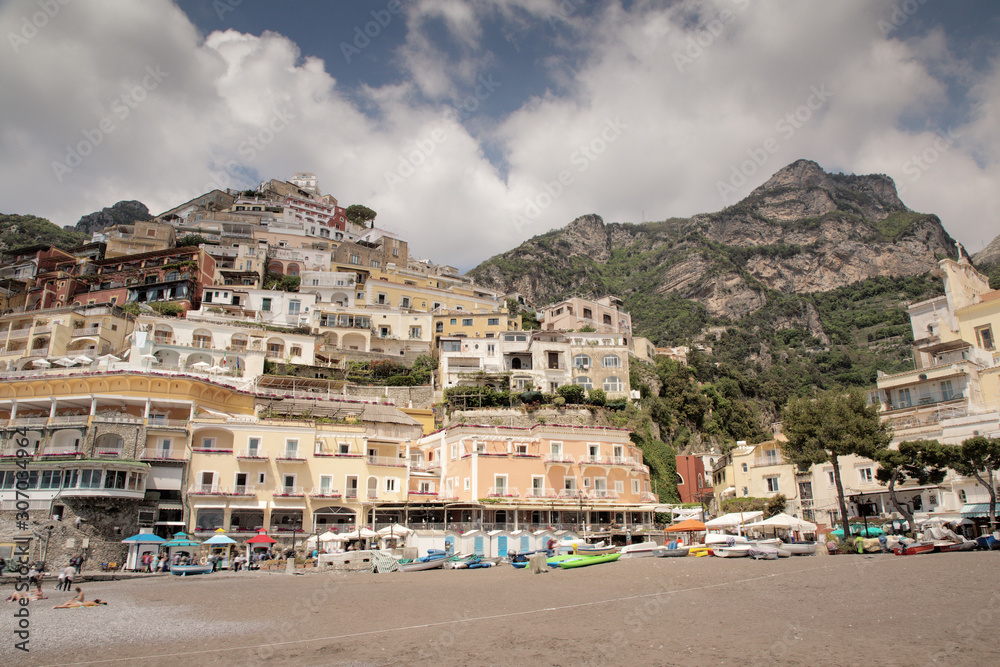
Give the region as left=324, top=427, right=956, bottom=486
left=28, top=564, right=40, bottom=587
left=58, top=564, right=75, bottom=591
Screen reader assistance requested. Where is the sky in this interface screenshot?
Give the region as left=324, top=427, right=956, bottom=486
left=2, top=0, right=999, bottom=270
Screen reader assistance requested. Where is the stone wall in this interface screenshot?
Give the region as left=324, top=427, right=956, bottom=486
left=446, top=407, right=595, bottom=429
left=0, top=497, right=156, bottom=569
left=346, top=385, right=434, bottom=409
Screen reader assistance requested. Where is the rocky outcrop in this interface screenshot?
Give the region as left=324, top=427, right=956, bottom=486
left=74, top=200, right=152, bottom=235
left=469, top=160, right=956, bottom=323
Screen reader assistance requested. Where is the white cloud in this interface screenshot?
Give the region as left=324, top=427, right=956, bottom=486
left=0, top=0, right=997, bottom=270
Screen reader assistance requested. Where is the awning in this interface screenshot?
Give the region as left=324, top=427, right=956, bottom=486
left=960, top=503, right=997, bottom=518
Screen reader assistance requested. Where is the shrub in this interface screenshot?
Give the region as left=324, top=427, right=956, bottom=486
left=587, top=388, right=606, bottom=406
left=150, top=302, right=184, bottom=317
left=519, top=390, right=543, bottom=405
left=557, top=384, right=586, bottom=404
left=553, top=396, right=566, bottom=407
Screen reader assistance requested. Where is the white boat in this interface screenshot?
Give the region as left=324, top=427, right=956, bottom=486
left=782, top=542, right=817, bottom=556
left=713, top=545, right=751, bottom=558
left=399, top=559, right=445, bottom=572
left=576, top=543, right=618, bottom=556
left=653, top=547, right=689, bottom=558
left=619, top=542, right=659, bottom=559
left=748, top=546, right=779, bottom=560
left=706, top=534, right=750, bottom=547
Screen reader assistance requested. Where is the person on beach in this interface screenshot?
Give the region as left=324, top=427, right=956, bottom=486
left=58, top=564, right=75, bottom=591
left=53, top=587, right=107, bottom=609
left=151, top=553, right=160, bottom=573
left=28, top=564, right=40, bottom=587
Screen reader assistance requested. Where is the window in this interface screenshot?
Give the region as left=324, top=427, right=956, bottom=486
left=349, top=254, right=360, bottom=265
left=261, top=298, right=272, bottom=312
left=257, top=472, right=266, bottom=485
left=40, top=470, right=63, bottom=489
left=282, top=474, right=296, bottom=493
left=976, top=325, right=995, bottom=351
left=377, top=293, right=387, bottom=305
left=765, top=476, right=780, bottom=493
left=409, top=326, right=421, bottom=339
left=741, top=463, right=748, bottom=473
left=436, top=322, right=443, bottom=333
left=858, top=468, right=873, bottom=483
left=632, top=479, right=640, bottom=494
left=959, top=489, right=967, bottom=503
left=897, top=388, right=912, bottom=408
left=487, top=344, right=495, bottom=354
left=573, top=354, right=591, bottom=369
left=79, top=469, right=102, bottom=488
left=385, top=478, right=397, bottom=492
left=574, top=376, right=593, bottom=390
left=827, top=470, right=836, bottom=487
left=201, top=437, right=216, bottom=450
left=583, top=307, right=593, bottom=319
left=401, top=296, right=411, bottom=308
left=290, top=346, right=302, bottom=357
left=462, top=318, right=473, bottom=326
left=450, top=443, right=458, bottom=460
left=288, top=300, right=301, bottom=315
left=441, top=340, right=461, bottom=352
left=339, top=442, right=350, bottom=454
left=940, top=380, right=954, bottom=401
left=488, top=317, right=499, bottom=326
left=370, top=260, right=380, bottom=268
left=464, top=477, right=470, bottom=491
left=285, top=439, right=299, bottom=458
left=602, top=354, right=621, bottom=368
left=603, top=314, right=612, bottom=325
left=602, top=376, right=622, bottom=392
left=104, top=470, right=127, bottom=489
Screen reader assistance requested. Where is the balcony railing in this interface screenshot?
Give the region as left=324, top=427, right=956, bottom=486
left=146, top=418, right=189, bottom=430
left=582, top=455, right=603, bottom=464
left=367, top=490, right=379, bottom=499
left=589, top=489, right=620, bottom=500
left=639, top=492, right=658, bottom=502
left=544, top=453, right=575, bottom=465
left=28, top=348, right=49, bottom=357
left=141, top=447, right=188, bottom=461
left=190, top=339, right=214, bottom=349
left=96, top=448, right=124, bottom=459
left=487, top=487, right=519, bottom=498
left=33, top=325, right=52, bottom=334
left=309, top=488, right=342, bottom=498
left=236, top=449, right=267, bottom=460
left=274, top=486, right=306, bottom=497
left=7, top=328, right=30, bottom=338
left=189, top=484, right=227, bottom=495
left=39, top=445, right=82, bottom=457
left=72, top=327, right=101, bottom=337
left=526, top=488, right=558, bottom=499
left=345, top=489, right=359, bottom=499
left=408, top=461, right=440, bottom=472
left=754, top=454, right=785, bottom=467
left=15, top=417, right=49, bottom=427
left=367, top=455, right=407, bottom=468
left=93, top=415, right=143, bottom=424
left=152, top=336, right=174, bottom=345
left=558, top=489, right=586, bottom=499
left=231, top=484, right=257, bottom=496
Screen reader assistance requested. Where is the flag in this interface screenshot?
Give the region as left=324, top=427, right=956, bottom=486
left=221, top=353, right=228, bottom=366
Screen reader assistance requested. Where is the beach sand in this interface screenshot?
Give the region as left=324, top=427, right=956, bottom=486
left=3, top=551, right=998, bottom=666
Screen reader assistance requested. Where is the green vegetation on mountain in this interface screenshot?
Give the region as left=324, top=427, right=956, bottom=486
left=0, top=213, right=89, bottom=251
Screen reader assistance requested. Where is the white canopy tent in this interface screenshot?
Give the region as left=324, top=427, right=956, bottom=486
left=755, top=512, right=817, bottom=532
left=705, top=511, right=764, bottom=530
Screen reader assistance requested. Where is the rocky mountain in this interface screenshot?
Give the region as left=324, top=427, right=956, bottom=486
left=974, top=234, right=1000, bottom=266
left=470, top=160, right=956, bottom=339
left=72, top=200, right=152, bottom=235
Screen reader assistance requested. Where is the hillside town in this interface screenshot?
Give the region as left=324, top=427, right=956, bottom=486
left=1, top=173, right=998, bottom=573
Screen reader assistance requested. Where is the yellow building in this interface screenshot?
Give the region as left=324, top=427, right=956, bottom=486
left=0, top=304, right=134, bottom=371
left=432, top=309, right=521, bottom=341
left=103, top=221, right=176, bottom=258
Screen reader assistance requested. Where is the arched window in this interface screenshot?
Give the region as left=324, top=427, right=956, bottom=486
left=676, top=473, right=685, bottom=486
left=574, top=376, right=593, bottom=390
left=164, top=271, right=179, bottom=282
left=602, top=354, right=621, bottom=368
left=573, top=354, right=591, bottom=370
left=603, top=376, right=622, bottom=392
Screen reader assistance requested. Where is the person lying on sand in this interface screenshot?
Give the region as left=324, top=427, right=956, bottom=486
left=6, top=584, right=47, bottom=602
left=52, top=586, right=106, bottom=608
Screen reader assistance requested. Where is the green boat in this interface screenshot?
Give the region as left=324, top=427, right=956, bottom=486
left=558, top=553, right=621, bottom=569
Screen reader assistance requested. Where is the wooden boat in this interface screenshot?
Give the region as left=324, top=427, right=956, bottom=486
left=893, top=543, right=934, bottom=556
left=653, top=547, right=689, bottom=558
left=934, top=542, right=975, bottom=553
left=782, top=542, right=817, bottom=556
left=618, top=542, right=659, bottom=559
left=170, top=564, right=213, bottom=576
left=714, top=545, right=751, bottom=558
left=559, top=553, right=620, bottom=569
left=399, top=559, right=444, bottom=571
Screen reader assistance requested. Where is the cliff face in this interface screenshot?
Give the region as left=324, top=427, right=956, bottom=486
left=73, top=200, right=152, bottom=235
left=470, top=160, right=955, bottom=327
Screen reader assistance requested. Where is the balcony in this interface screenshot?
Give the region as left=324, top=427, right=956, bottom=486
left=13, top=417, right=49, bottom=428
left=276, top=454, right=307, bottom=462
left=345, top=489, right=359, bottom=499
left=72, top=327, right=101, bottom=337
left=589, top=489, right=620, bottom=500
left=189, top=484, right=227, bottom=495
left=7, top=328, right=30, bottom=339
left=28, top=347, right=49, bottom=357
left=39, top=445, right=83, bottom=458
left=309, top=489, right=342, bottom=499
left=231, top=484, right=257, bottom=496
left=152, top=336, right=174, bottom=345
left=236, top=449, right=268, bottom=461
left=487, top=487, right=519, bottom=498
left=558, top=489, right=586, bottom=499
left=367, top=455, right=407, bottom=468
left=274, top=486, right=306, bottom=497
left=639, top=492, right=658, bottom=503
left=754, top=454, right=785, bottom=467
left=366, top=489, right=379, bottom=499
left=436, top=493, right=458, bottom=501
left=93, top=414, right=143, bottom=424
left=544, top=453, right=575, bottom=465
left=190, top=339, right=214, bottom=349
left=96, top=448, right=124, bottom=459
left=146, top=419, right=189, bottom=431
left=525, top=488, right=558, bottom=499
left=581, top=455, right=604, bottom=464
left=409, top=460, right=440, bottom=472
left=140, top=447, right=188, bottom=461
left=32, top=324, right=53, bottom=334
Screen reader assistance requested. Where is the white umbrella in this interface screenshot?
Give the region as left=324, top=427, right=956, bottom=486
left=209, top=365, right=226, bottom=374
left=73, top=355, right=93, bottom=365
left=32, top=359, right=51, bottom=368
left=191, top=361, right=211, bottom=370
left=97, top=354, right=120, bottom=365
left=377, top=523, right=412, bottom=536
left=756, top=512, right=817, bottom=532
left=53, top=357, right=77, bottom=367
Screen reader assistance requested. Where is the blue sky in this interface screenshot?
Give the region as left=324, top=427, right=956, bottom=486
left=3, top=1, right=1000, bottom=269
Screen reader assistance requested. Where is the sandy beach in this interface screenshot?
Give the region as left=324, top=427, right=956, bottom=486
left=3, top=551, right=998, bottom=666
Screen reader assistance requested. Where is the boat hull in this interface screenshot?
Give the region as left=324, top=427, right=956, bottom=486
left=714, top=546, right=750, bottom=558
left=399, top=559, right=445, bottom=571
left=782, top=542, right=817, bottom=556
left=893, top=544, right=934, bottom=556
left=559, top=553, right=621, bottom=569
left=618, top=543, right=658, bottom=559
left=653, top=547, right=690, bottom=558
left=748, top=547, right=778, bottom=560
left=170, top=565, right=213, bottom=576
left=576, top=545, right=618, bottom=556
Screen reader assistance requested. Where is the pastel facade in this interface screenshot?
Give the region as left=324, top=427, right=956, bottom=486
left=540, top=295, right=633, bottom=334
left=0, top=304, right=134, bottom=371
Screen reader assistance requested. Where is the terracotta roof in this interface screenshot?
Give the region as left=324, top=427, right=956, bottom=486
left=979, top=290, right=1000, bottom=303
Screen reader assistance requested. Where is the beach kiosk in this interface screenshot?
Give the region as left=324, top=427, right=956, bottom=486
left=121, top=532, right=166, bottom=571
left=246, top=529, right=278, bottom=567
left=162, top=531, right=202, bottom=564
left=203, top=528, right=237, bottom=569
